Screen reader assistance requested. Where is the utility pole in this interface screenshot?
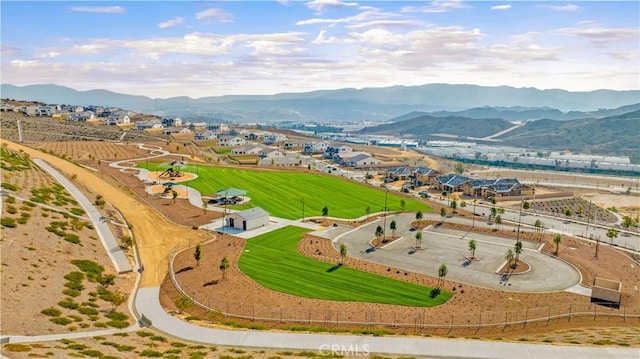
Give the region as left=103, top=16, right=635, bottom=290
left=516, top=200, right=523, bottom=243
left=383, top=187, right=389, bottom=242
left=472, top=193, right=477, bottom=228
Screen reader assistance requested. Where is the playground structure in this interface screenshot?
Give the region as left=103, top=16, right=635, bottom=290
left=159, top=160, right=187, bottom=178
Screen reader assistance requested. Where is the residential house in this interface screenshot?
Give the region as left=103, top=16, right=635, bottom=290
left=431, top=174, right=471, bottom=193
left=162, top=127, right=191, bottom=135
left=259, top=148, right=285, bottom=159
left=135, top=119, right=163, bottom=130
left=162, top=117, right=182, bottom=127
left=188, top=122, right=207, bottom=131
left=25, top=105, right=53, bottom=116
left=263, top=133, right=287, bottom=145
left=68, top=111, right=96, bottom=122
left=344, top=153, right=382, bottom=167
left=412, top=167, right=439, bottom=187
left=303, top=141, right=329, bottom=154
left=194, top=130, right=219, bottom=141
left=484, top=178, right=534, bottom=199
left=231, top=145, right=263, bottom=155
left=106, top=111, right=131, bottom=125
left=218, top=135, right=247, bottom=147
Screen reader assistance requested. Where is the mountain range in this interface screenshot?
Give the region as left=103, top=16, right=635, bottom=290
left=2, top=83, right=639, bottom=123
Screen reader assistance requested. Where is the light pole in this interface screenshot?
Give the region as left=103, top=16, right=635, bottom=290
left=383, top=187, right=389, bottom=242
left=472, top=193, right=477, bottom=228
left=301, top=198, right=305, bottom=222
left=516, top=200, right=523, bottom=243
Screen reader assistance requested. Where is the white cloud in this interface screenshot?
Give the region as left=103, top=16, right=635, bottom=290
left=297, top=6, right=399, bottom=26
left=345, top=19, right=424, bottom=30
left=557, top=27, right=640, bottom=44
left=70, top=6, right=124, bottom=14
left=158, top=17, right=184, bottom=29
left=305, top=0, right=358, bottom=14
left=1, top=44, right=19, bottom=56
left=608, top=51, right=638, bottom=61
left=491, top=4, right=511, bottom=11
left=196, top=8, right=233, bottom=22
left=401, top=0, right=469, bottom=14
left=540, top=4, right=582, bottom=12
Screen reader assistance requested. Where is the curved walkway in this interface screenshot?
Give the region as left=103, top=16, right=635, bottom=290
left=1, top=141, right=636, bottom=359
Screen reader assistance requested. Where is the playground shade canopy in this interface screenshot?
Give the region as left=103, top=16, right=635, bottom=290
left=216, top=188, right=248, bottom=197
left=162, top=182, right=177, bottom=186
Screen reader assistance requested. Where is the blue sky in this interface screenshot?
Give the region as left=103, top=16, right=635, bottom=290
left=1, top=1, right=638, bottom=98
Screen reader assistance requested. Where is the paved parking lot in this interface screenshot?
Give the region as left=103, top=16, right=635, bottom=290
left=333, top=213, right=581, bottom=292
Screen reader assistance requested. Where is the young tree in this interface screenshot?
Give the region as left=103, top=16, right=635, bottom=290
left=109, top=290, right=128, bottom=313
left=202, top=200, right=208, bottom=214
left=322, top=205, right=329, bottom=217
left=415, top=210, right=423, bottom=221
left=514, top=241, right=523, bottom=268
left=172, top=190, right=178, bottom=204
left=621, top=215, right=633, bottom=229
left=505, top=249, right=515, bottom=268
left=219, top=256, right=230, bottom=279
left=438, top=264, right=448, bottom=287
left=553, top=234, right=562, bottom=255
left=194, top=243, right=202, bottom=266
left=606, top=228, right=619, bottom=244
left=490, top=207, right=497, bottom=221
left=365, top=205, right=371, bottom=218
left=522, top=201, right=531, bottom=210
left=375, top=225, right=384, bottom=239
left=415, top=231, right=423, bottom=248
left=400, top=199, right=406, bottom=211
left=339, top=244, right=347, bottom=265
left=390, top=220, right=397, bottom=237
left=454, top=162, right=465, bottom=175
left=440, top=207, right=447, bottom=222
left=534, top=219, right=542, bottom=232
left=450, top=200, right=457, bottom=213
left=468, top=239, right=477, bottom=259
left=495, top=215, right=502, bottom=230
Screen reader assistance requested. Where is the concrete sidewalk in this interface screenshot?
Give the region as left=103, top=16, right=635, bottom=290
left=135, top=287, right=634, bottom=359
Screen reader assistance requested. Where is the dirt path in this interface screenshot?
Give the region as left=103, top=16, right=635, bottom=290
left=3, top=140, right=201, bottom=287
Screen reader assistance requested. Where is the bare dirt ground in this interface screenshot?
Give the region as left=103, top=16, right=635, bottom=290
left=0, top=148, right=136, bottom=335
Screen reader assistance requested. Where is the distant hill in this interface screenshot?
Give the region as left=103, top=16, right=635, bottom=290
left=358, top=115, right=514, bottom=138
left=2, top=83, right=639, bottom=122
left=497, top=110, right=640, bottom=155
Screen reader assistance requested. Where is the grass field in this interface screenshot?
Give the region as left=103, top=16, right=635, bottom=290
left=238, top=226, right=451, bottom=307
left=140, top=163, right=430, bottom=219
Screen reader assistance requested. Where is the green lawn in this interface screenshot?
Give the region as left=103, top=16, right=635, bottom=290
left=238, top=226, right=451, bottom=307
left=140, top=163, right=430, bottom=219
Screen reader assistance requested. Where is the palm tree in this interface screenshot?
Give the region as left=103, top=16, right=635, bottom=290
left=438, top=264, right=448, bottom=287
left=322, top=205, right=329, bottom=217
left=504, top=249, right=515, bottom=269
left=194, top=243, right=202, bottom=266
left=339, top=244, right=347, bottom=265
left=468, top=239, right=476, bottom=259
left=390, top=220, right=397, bottom=237
left=219, top=256, right=230, bottom=279
left=553, top=234, right=562, bottom=255
left=415, top=231, right=423, bottom=249
left=514, top=241, right=523, bottom=268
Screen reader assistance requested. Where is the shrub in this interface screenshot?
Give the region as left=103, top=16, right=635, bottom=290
left=17, top=213, right=30, bottom=224
left=139, top=350, right=163, bottom=357
left=40, top=308, right=62, bottom=317
left=5, top=195, right=15, bottom=204
left=58, top=300, right=79, bottom=310
left=106, top=320, right=129, bottom=329
left=64, top=271, right=85, bottom=282
left=71, top=260, right=104, bottom=281
left=78, top=307, right=98, bottom=316
left=137, top=330, right=153, bottom=337
left=93, top=322, right=107, bottom=328
left=97, top=274, right=116, bottom=286
left=70, top=208, right=86, bottom=216
left=50, top=317, right=73, bottom=326
left=149, top=335, right=167, bottom=342
left=6, top=205, right=17, bottom=214
left=105, top=311, right=128, bottom=321
left=1, top=182, right=18, bottom=191
left=3, top=343, right=31, bottom=352
left=1, top=217, right=17, bottom=228
left=63, top=289, right=81, bottom=297
left=79, top=349, right=104, bottom=357
left=64, top=233, right=81, bottom=244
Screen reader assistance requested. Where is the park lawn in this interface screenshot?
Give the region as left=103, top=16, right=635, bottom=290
left=140, top=163, right=430, bottom=219
left=238, top=226, right=451, bottom=307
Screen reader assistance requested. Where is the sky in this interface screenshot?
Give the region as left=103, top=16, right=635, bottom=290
left=1, top=1, right=639, bottom=98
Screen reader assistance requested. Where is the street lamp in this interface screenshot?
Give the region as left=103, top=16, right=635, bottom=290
left=516, top=200, right=523, bottom=243
left=383, top=187, right=389, bottom=241
left=472, top=193, right=477, bottom=228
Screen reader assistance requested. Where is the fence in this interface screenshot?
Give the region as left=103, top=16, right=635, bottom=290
left=167, top=245, right=639, bottom=333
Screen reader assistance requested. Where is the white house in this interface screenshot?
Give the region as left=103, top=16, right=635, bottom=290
left=188, top=122, right=208, bottom=131
left=259, top=148, right=285, bottom=159
left=68, top=111, right=95, bottom=122
left=162, top=127, right=191, bottom=135
left=194, top=130, right=219, bottom=141
left=303, top=141, right=330, bottom=154
left=25, top=105, right=53, bottom=116
left=344, top=153, right=382, bottom=167
left=263, top=133, right=287, bottom=144
left=135, top=119, right=163, bottom=130
left=162, top=117, right=182, bottom=127
left=107, top=112, right=131, bottom=125
left=231, top=145, right=263, bottom=155
left=225, top=207, right=269, bottom=231
left=218, top=135, right=247, bottom=147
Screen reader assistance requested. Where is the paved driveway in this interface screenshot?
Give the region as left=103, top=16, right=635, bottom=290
left=334, top=213, right=581, bottom=292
